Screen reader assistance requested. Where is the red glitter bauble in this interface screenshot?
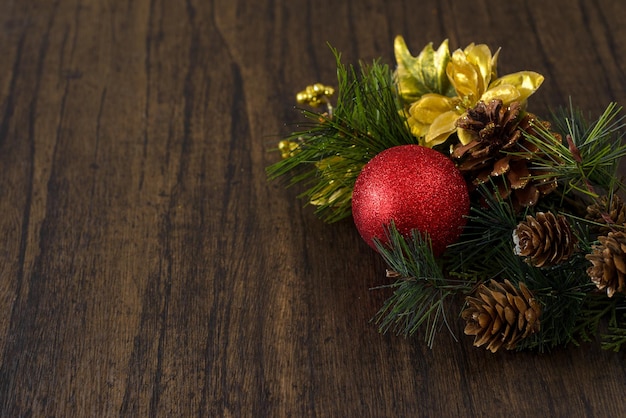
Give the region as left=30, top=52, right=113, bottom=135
left=352, top=144, right=470, bottom=256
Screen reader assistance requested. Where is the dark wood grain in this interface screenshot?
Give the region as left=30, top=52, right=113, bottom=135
left=1, top=0, right=625, bottom=416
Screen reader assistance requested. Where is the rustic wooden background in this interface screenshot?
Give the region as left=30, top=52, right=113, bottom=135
left=1, top=0, right=625, bottom=416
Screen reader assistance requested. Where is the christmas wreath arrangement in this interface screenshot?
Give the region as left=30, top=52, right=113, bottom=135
left=267, top=37, right=626, bottom=353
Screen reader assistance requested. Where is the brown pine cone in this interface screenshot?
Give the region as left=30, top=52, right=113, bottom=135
left=462, top=279, right=541, bottom=353
left=453, top=99, right=558, bottom=208
left=586, top=231, right=626, bottom=297
left=513, top=212, right=577, bottom=267
left=586, top=195, right=626, bottom=233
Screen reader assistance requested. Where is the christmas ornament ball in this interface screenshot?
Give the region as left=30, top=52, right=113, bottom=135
left=352, top=144, right=470, bottom=256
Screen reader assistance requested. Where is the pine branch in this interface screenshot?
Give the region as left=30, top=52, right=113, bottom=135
left=598, top=296, right=626, bottom=351
left=517, top=102, right=626, bottom=198
left=444, top=183, right=524, bottom=277
left=266, top=47, right=416, bottom=222
left=513, top=256, right=594, bottom=351
left=601, top=328, right=626, bottom=352
left=572, top=293, right=618, bottom=345
left=372, top=224, right=470, bottom=347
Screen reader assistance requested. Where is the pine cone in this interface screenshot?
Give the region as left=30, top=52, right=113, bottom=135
left=586, top=232, right=626, bottom=297
left=513, top=212, right=577, bottom=267
left=586, top=195, right=626, bottom=233
left=462, top=279, right=541, bottom=352
left=453, top=99, right=558, bottom=208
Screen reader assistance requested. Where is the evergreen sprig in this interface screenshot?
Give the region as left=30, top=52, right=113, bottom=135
left=445, top=184, right=523, bottom=277
left=573, top=293, right=618, bottom=346
left=602, top=327, right=626, bottom=352
left=518, top=102, right=626, bottom=198
left=514, top=257, right=594, bottom=351
left=372, top=225, right=471, bottom=347
left=593, top=295, right=626, bottom=352
left=266, top=48, right=416, bottom=222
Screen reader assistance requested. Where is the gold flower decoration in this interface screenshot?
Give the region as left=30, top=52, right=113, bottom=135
left=394, top=36, right=453, bottom=103
left=401, top=41, right=545, bottom=148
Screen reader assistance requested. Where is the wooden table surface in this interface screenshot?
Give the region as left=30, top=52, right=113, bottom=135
left=1, top=0, right=625, bottom=416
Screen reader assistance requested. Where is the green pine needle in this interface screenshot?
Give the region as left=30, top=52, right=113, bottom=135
left=596, top=296, right=626, bottom=351
left=267, top=47, right=417, bottom=222
left=514, top=257, right=594, bottom=351
left=444, top=183, right=523, bottom=277
left=372, top=224, right=471, bottom=347
left=517, top=102, right=626, bottom=198
left=569, top=293, right=626, bottom=352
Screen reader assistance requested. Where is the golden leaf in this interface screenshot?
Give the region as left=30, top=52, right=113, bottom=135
left=394, top=36, right=453, bottom=103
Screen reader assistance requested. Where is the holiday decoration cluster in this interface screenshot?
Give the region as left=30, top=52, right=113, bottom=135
left=268, top=36, right=626, bottom=352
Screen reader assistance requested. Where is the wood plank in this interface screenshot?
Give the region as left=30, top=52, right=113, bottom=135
left=0, top=0, right=625, bottom=416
